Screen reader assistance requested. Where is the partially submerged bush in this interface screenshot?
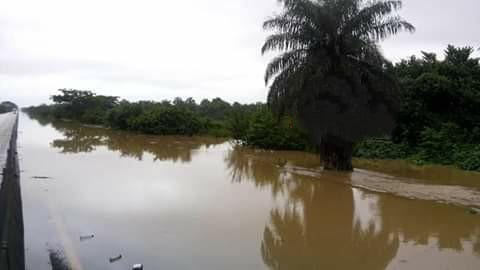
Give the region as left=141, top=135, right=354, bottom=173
left=228, top=108, right=312, bottom=151
left=354, top=138, right=408, bottom=160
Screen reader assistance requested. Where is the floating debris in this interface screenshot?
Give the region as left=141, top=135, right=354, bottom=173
left=32, top=176, right=52, bottom=179
left=79, top=234, right=95, bottom=241
left=109, top=254, right=122, bottom=263
left=467, top=207, right=480, bottom=215
left=132, top=264, right=143, bottom=270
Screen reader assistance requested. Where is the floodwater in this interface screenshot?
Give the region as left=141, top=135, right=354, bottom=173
left=18, top=113, right=480, bottom=270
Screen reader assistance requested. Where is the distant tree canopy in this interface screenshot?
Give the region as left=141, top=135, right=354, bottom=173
left=262, top=0, right=414, bottom=170
left=393, top=45, right=480, bottom=145
left=0, top=101, right=17, bottom=113
left=24, top=88, right=311, bottom=150
left=49, top=89, right=119, bottom=124
left=24, top=89, right=265, bottom=137
left=356, top=45, right=480, bottom=171
left=0, top=101, right=18, bottom=113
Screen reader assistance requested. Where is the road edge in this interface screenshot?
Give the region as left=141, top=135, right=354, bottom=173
left=0, top=113, right=25, bottom=270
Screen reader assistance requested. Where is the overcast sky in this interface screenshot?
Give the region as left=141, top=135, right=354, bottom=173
left=1, top=0, right=479, bottom=106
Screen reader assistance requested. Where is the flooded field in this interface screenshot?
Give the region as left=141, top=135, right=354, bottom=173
left=18, top=113, right=480, bottom=270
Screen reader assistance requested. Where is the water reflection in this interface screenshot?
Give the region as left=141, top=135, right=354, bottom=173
left=226, top=146, right=480, bottom=269
left=48, top=120, right=225, bottom=163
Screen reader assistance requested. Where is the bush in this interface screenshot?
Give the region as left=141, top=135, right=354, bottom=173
left=355, top=123, right=480, bottom=171
left=202, top=119, right=231, bottom=137
left=227, top=109, right=250, bottom=141
left=412, top=123, right=463, bottom=164
left=81, top=108, right=107, bottom=125
left=106, top=102, right=144, bottom=130
left=354, top=138, right=408, bottom=159
left=237, top=109, right=311, bottom=151
left=127, top=107, right=202, bottom=136
left=452, top=145, right=480, bottom=171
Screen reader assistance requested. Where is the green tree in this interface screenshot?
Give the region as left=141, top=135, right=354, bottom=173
left=50, top=89, right=119, bottom=124
left=262, top=0, right=414, bottom=170
left=0, top=101, right=17, bottom=113
left=356, top=45, right=480, bottom=171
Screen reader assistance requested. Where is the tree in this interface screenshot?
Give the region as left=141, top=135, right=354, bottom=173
left=0, top=101, right=17, bottom=113
left=50, top=89, right=119, bottom=123
left=262, top=0, right=414, bottom=170
left=444, top=45, right=478, bottom=67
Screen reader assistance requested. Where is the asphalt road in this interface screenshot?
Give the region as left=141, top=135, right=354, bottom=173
left=0, top=111, right=24, bottom=270
left=0, top=112, right=17, bottom=183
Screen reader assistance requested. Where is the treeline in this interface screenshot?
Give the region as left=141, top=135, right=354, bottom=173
left=0, top=101, right=17, bottom=113
left=24, top=89, right=311, bottom=151
left=23, top=45, right=480, bottom=171
left=355, top=45, right=480, bottom=171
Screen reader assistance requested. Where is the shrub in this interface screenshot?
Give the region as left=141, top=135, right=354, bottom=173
left=241, top=109, right=311, bottom=151
left=127, top=107, right=202, bottom=136
left=354, top=138, right=408, bottom=159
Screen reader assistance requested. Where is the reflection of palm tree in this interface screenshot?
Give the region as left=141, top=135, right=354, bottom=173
left=48, top=249, right=72, bottom=270
left=226, top=147, right=399, bottom=269
left=225, top=146, right=297, bottom=197
left=47, top=120, right=225, bottom=163
left=262, top=177, right=399, bottom=270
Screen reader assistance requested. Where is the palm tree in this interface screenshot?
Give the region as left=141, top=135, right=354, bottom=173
left=262, top=0, right=414, bottom=170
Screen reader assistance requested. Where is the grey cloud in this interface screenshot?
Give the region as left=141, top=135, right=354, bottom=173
left=0, top=57, right=113, bottom=76
left=1, top=0, right=479, bottom=106
left=381, top=0, right=480, bottom=59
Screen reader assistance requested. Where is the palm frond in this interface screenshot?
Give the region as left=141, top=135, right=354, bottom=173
left=342, top=0, right=412, bottom=38
left=267, top=66, right=305, bottom=114
left=369, top=15, right=415, bottom=40
left=264, top=49, right=307, bottom=84
left=261, top=33, right=309, bottom=55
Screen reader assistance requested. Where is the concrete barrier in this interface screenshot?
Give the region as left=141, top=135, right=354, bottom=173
left=0, top=112, right=25, bottom=270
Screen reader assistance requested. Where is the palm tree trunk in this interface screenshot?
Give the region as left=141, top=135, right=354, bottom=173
left=319, top=134, right=353, bottom=171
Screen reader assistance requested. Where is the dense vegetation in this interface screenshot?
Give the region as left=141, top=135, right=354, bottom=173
left=355, top=45, right=480, bottom=171
left=261, top=0, right=414, bottom=170
left=0, top=101, right=17, bottom=113
left=23, top=43, right=480, bottom=172
left=24, top=89, right=311, bottom=151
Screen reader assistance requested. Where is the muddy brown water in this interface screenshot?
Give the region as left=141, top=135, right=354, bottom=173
left=18, top=113, right=480, bottom=270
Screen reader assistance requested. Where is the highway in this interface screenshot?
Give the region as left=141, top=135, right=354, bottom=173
left=0, top=112, right=17, bottom=181
left=0, top=111, right=24, bottom=270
